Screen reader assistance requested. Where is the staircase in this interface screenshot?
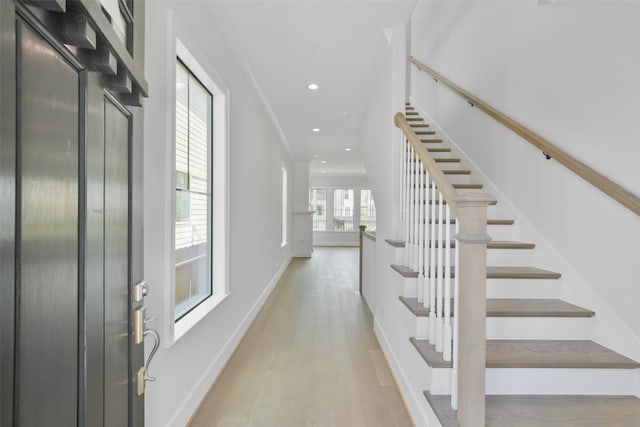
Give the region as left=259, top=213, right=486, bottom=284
left=381, top=104, right=640, bottom=426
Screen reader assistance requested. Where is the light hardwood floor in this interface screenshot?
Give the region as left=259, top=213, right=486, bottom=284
left=188, top=247, right=413, bottom=427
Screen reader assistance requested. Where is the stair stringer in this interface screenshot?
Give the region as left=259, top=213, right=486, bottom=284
left=409, top=97, right=640, bottom=380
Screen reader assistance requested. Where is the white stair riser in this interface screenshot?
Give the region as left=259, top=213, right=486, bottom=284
left=486, top=317, right=592, bottom=340
left=416, top=317, right=428, bottom=340
left=408, top=317, right=591, bottom=341
left=390, top=246, right=404, bottom=264
left=400, top=247, right=533, bottom=264
left=487, top=279, right=560, bottom=299
left=427, top=368, right=638, bottom=396
left=486, top=368, right=638, bottom=395
left=399, top=276, right=561, bottom=300
left=430, top=368, right=453, bottom=395
left=486, top=249, right=534, bottom=266
left=389, top=224, right=516, bottom=247
left=398, top=276, right=417, bottom=298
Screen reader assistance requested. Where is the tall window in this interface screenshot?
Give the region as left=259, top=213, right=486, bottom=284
left=360, top=189, right=376, bottom=230
left=309, top=188, right=327, bottom=231
left=333, top=189, right=354, bottom=231
left=281, top=165, right=287, bottom=246
left=175, top=60, right=212, bottom=320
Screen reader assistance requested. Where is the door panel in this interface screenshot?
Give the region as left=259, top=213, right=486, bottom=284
left=86, top=72, right=106, bottom=427
left=104, top=96, right=131, bottom=427
left=16, top=17, right=80, bottom=426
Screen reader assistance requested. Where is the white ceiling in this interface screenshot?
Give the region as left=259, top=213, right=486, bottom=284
left=209, top=1, right=416, bottom=176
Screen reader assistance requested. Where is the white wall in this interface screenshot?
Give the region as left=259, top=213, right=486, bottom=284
left=143, top=2, right=293, bottom=426
left=356, top=26, right=442, bottom=424
left=410, top=1, right=640, bottom=354
left=292, top=161, right=313, bottom=257
left=310, top=174, right=370, bottom=246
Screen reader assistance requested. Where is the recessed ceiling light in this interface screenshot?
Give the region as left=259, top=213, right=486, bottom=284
left=320, top=160, right=327, bottom=164
left=308, top=83, right=319, bottom=90
left=342, top=112, right=350, bottom=117
left=321, top=170, right=326, bottom=173
left=345, top=148, right=352, bottom=152
left=313, top=154, right=319, bottom=158
left=312, top=128, right=320, bottom=132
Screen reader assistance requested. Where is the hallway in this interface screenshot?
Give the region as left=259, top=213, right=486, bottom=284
left=188, top=248, right=412, bottom=427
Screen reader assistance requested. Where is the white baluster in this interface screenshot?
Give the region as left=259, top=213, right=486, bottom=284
left=443, top=204, right=452, bottom=361
left=400, top=136, right=405, bottom=261
left=411, top=151, right=420, bottom=271
left=410, top=149, right=415, bottom=270
left=435, top=190, right=444, bottom=353
left=451, top=220, right=460, bottom=410
left=428, top=181, right=437, bottom=343
left=417, top=162, right=424, bottom=303
left=423, top=172, right=431, bottom=311
left=403, top=140, right=410, bottom=267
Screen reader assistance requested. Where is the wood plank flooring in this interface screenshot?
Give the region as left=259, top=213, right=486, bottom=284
left=188, top=248, right=412, bottom=427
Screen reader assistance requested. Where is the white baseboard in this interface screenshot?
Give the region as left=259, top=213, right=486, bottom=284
left=373, top=318, right=441, bottom=427
left=168, top=256, right=292, bottom=427
left=293, top=251, right=312, bottom=258
left=313, top=242, right=359, bottom=247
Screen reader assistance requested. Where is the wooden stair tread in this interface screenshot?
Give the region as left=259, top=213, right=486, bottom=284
left=385, top=238, right=404, bottom=248
left=426, top=219, right=514, bottom=225
left=443, top=169, right=471, bottom=175
left=435, top=158, right=460, bottom=163
left=415, top=130, right=436, bottom=135
left=427, top=147, right=451, bottom=153
left=416, top=199, right=498, bottom=206
left=425, top=392, right=640, bottom=427
left=486, top=340, right=640, bottom=369
left=410, top=339, right=639, bottom=369
left=487, top=266, right=561, bottom=279
left=421, top=138, right=443, bottom=143
left=391, top=265, right=561, bottom=279
left=409, top=123, right=430, bottom=128
left=388, top=240, right=534, bottom=250
left=399, top=296, right=595, bottom=318
left=410, top=337, right=453, bottom=368
left=416, top=183, right=482, bottom=189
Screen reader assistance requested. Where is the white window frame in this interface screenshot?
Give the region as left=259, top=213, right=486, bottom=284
left=281, top=164, right=288, bottom=247
left=165, top=37, right=230, bottom=346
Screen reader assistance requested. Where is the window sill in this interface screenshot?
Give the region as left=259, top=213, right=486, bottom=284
left=170, top=291, right=230, bottom=346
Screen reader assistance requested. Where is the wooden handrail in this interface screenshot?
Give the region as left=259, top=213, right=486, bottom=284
left=409, top=56, right=640, bottom=216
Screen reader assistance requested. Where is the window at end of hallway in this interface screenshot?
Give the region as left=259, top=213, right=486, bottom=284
left=333, top=189, right=354, bottom=231
left=281, top=165, right=287, bottom=247
left=309, top=188, right=327, bottom=231
left=360, top=189, right=376, bottom=231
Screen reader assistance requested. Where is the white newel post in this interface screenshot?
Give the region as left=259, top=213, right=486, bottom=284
left=454, top=192, right=495, bottom=427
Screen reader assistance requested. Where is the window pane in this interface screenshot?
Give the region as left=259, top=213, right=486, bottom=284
left=310, top=188, right=326, bottom=231
left=281, top=166, right=287, bottom=245
left=188, top=75, right=211, bottom=194
left=175, top=60, right=213, bottom=321
left=360, top=189, right=376, bottom=230
left=175, top=240, right=209, bottom=319
left=333, top=189, right=354, bottom=231
left=176, top=63, right=189, bottom=179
